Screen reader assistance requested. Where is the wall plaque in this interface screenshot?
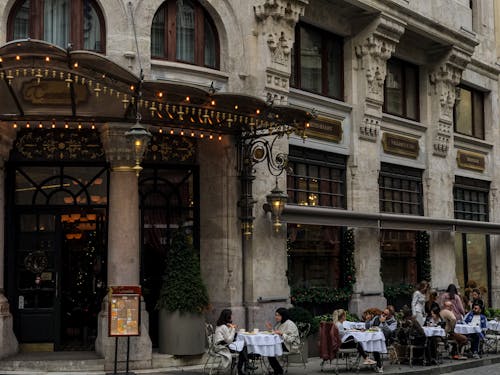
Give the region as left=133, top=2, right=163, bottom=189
left=108, top=286, right=141, bottom=337
left=306, top=116, right=342, bottom=142
left=382, top=132, right=419, bottom=159
left=457, top=150, right=485, bottom=172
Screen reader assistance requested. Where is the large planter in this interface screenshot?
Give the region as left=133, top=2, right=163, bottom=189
left=158, top=309, right=205, bottom=355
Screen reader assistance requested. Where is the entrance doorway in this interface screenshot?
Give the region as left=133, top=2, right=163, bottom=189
left=7, top=164, right=109, bottom=351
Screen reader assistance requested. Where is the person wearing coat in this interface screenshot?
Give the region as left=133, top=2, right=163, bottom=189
left=214, top=309, right=247, bottom=375
left=265, top=307, right=300, bottom=375
left=411, top=280, right=429, bottom=326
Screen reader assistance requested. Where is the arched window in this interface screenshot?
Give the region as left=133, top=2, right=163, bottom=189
left=7, top=0, right=105, bottom=53
left=151, top=0, right=219, bottom=69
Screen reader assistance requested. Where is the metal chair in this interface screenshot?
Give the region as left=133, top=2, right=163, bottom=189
left=281, top=322, right=310, bottom=372
left=203, top=323, right=237, bottom=375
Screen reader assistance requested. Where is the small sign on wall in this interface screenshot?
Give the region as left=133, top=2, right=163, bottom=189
left=456, top=150, right=485, bottom=172
left=306, top=116, right=343, bottom=142
left=382, top=132, right=419, bottom=159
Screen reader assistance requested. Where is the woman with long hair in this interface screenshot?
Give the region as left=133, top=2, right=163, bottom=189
left=438, top=283, right=465, bottom=321
left=213, top=309, right=247, bottom=375
left=411, top=280, right=429, bottom=326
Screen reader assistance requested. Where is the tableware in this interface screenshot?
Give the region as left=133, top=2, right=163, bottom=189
left=253, top=328, right=259, bottom=333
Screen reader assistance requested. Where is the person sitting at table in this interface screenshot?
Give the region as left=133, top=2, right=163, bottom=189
left=424, top=305, right=444, bottom=365
left=214, top=309, right=248, bottom=375
left=265, top=307, right=300, bottom=375
left=332, top=309, right=378, bottom=368
left=463, top=302, right=487, bottom=359
left=362, top=308, right=383, bottom=329
left=469, top=288, right=485, bottom=313
left=440, top=301, right=468, bottom=359
left=425, top=290, right=440, bottom=318
left=366, top=306, right=397, bottom=371
left=396, top=306, right=427, bottom=364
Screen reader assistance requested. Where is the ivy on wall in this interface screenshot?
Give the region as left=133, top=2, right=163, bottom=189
left=416, top=231, right=431, bottom=282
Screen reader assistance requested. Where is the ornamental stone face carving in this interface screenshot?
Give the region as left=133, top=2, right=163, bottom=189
left=254, top=0, right=308, bottom=25
left=267, top=32, right=290, bottom=65
left=359, top=116, right=380, bottom=142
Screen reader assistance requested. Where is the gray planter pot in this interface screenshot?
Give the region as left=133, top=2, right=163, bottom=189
left=158, top=309, right=205, bottom=355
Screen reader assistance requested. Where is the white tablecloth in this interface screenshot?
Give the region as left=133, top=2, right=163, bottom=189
left=454, top=324, right=482, bottom=335
left=343, top=330, right=387, bottom=353
left=343, top=321, right=366, bottom=330
left=233, top=333, right=283, bottom=356
left=488, top=320, right=500, bottom=331
left=423, top=326, right=445, bottom=337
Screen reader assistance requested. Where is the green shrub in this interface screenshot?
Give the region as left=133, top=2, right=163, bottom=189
left=288, top=306, right=318, bottom=336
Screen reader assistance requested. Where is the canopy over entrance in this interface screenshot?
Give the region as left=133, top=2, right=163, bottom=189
left=0, top=39, right=311, bottom=138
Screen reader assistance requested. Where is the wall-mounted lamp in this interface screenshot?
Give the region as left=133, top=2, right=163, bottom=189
left=125, top=120, right=152, bottom=176
left=263, top=181, right=288, bottom=232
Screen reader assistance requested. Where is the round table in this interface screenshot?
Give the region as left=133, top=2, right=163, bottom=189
left=343, top=321, right=366, bottom=330
left=234, top=332, right=283, bottom=356
left=343, top=329, right=387, bottom=353
left=423, top=326, right=445, bottom=337
left=454, top=324, right=482, bottom=335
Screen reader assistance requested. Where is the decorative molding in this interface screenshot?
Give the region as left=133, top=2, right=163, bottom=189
left=267, top=32, right=290, bottom=64
left=359, top=116, right=380, bottom=142
left=254, top=0, right=308, bottom=25
left=355, top=14, right=406, bottom=103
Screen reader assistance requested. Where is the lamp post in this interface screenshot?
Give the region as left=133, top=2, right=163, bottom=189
left=264, top=180, right=288, bottom=232
left=125, top=119, right=152, bottom=176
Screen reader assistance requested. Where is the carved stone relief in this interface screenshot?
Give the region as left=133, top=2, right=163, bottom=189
left=359, top=116, right=380, bottom=142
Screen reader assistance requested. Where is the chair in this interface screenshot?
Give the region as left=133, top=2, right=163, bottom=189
left=407, top=335, right=426, bottom=367
left=203, top=323, right=237, bottom=375
left=483, top=330, right=500, bottom=354
left=281, top=322, right=310, bottom=373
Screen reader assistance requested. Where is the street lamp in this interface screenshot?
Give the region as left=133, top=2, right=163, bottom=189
left=125, top=120, right=152, bottom=176
left=263, top=180, right=288, bottom=232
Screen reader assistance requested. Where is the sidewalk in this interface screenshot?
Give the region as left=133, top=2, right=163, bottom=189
left=144, top=354, right=500, bottom=375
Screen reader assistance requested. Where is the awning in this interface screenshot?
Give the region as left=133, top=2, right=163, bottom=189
left=282, top=205, right=500, bottom=234
left=0, top=39, right=310, bottom=138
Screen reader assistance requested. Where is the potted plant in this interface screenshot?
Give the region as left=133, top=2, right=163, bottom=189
left=156, top=226, right=210, bottom=355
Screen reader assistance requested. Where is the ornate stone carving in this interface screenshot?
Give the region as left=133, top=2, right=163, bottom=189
left=355, top=15, right=405, bottom=103
left=428, top=47, right=472, bottom=157
left=254, top=0, right=308, bottom=25
left=359, top=116, right=380, bottom=142
left=267, top=32, right=290, bottom=65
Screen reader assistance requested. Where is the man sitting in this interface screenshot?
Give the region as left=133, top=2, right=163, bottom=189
left=440, top=301, right=468, bottom=359
left=463, top=302, right=487, bottom=358
left=367, top=306, right=398, bottom=372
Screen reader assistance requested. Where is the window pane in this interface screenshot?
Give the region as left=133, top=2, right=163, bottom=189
left=381, top=230, right=417, bottom=285
left=466, top=233, right=489, bottom=306
left=405, top=65, right=418, bottom=120
left=176, top=0, right=195, bottom=63
left=385, top=61, right=403, bottom=115
left=151, top=7, right=165, bottom=57
left=455, top=88, right=473, bottom=136
left=83, top=0, right=101, bottom=51
left=300, top=27, right=322, bottom=94
left=44, top=0, right=70, bottom=49
left=326, top=38, right=342, bottom=98
left=204, top=18, right=216, bottom=68
left=13, top=0, right=30, bottom=40
left=472, top=91, right=484, bottom=139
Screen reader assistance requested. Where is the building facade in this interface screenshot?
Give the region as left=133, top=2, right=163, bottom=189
left=0, top=0, right=499, bottom=371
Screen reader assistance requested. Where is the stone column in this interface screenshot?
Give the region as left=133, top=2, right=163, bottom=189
left=347, top=14, right=405, bottom=316
left=95, top=123, right=152, bottom=370
left=0, top=124, right=18, bottom=359
left=426, top=47, right=472, bottom=290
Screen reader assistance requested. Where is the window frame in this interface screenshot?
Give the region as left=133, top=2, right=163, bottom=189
left=287, top=146, right=347, bottom=209
left=383, top=57, right=420, bottom=121
left=7, top=0, right=106, bottom=53
left=453, top=85, right=485, bottom=140
left=151, top=0, right=220, bottom=69
left=453, top=176, right=489, bottom=222
left=379, top=163, right=424, bottom=216
left=291, top=22, right=344, bottom=100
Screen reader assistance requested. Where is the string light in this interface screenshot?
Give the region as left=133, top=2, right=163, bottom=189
left=13, top=122, right=17, bottom=128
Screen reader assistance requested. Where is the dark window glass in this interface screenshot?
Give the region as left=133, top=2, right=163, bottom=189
left=454, top=176, right=489, bottom=221
left=151, top=0, right=219, bottom=69
left=8, top=0, right=105, bottom=52
left=384, top=58, right=419, bottom=121
left=381, top=230, right=417, bottom=285
left=379, top=163, right=423, bottom=215
left=287, top=147, right=346, bottom=208
left=454, top=86, right=485, bottom=139
left=291, top=23, right=343, bottom=100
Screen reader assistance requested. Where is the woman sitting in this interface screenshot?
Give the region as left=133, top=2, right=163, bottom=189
left=332, top=309, right=377, bottom=367
left=214, top=309, right=248, bottom=375
left=265, top=307, right=300, bottom=375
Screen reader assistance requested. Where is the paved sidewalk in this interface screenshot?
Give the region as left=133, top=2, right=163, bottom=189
left=144, top=354, right=500, bottom=375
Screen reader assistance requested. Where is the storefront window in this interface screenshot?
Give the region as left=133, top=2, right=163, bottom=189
left=381, top=230, right=417, bottom=285
left=287, top=224, right=342, bottom=288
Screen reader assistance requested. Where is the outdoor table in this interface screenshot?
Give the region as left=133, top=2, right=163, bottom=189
left=343, top=329, right=387, bottom=353
left=487, top=320, right=500, bottom=331
left=232, top=332, right=283, bottom=356
left=343, top=321, right=366, bottom=330
left=423, top=326, right=445, bottom=337
left=454, top=323, right=482, bottom=335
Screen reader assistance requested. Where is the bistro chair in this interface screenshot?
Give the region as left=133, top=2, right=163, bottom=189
left=203, top=323, right=238, bottom=375
left=281, top=322, right=310, bottom=372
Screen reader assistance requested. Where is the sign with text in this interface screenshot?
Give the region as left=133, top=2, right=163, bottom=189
left=306, top=116, right=343, bottom=142
left=382, top=132, right=419, bottom=159
left=457, top=150, right=485, bottom=172
left=108, top=286, right=141, bottom=337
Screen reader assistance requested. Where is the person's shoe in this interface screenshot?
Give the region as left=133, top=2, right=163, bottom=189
left=363, top=358, right=376, bottom=365
left=374, top=366, right=383, bottom=373
left=472, top=353, right=480, bottom=359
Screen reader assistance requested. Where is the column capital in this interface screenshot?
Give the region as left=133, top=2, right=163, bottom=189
left=100, top=123, right=136, bottom=171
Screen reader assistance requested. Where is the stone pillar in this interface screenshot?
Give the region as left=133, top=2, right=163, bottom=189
left=0, top=124, right=18, bottom=358
left=95, top=123, right=152, bottom=370
left=426, top=47, right=472, bottom=290
left=348, top=14, right=405, bottom=316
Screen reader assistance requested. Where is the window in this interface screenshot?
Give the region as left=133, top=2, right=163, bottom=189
left=383, top=58, right=419, bottom=121
left=379, top=163, right=423, bottom=215
left=287, top=146, right=346, bottom=208
left=151, top=0, right=219, bottom=69
left=287, top=224, right=343, bottom=288
left=381, top=230, right=417, bottom=286
left=7, top=0, right=105, bottom=52
left=454, top=86, right=485, bottom=139
left=291, top=23, right=343, bottom=100
left=454, top=176, right=489, bottom=222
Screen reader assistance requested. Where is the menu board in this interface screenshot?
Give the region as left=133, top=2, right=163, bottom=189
left=108, top=287, right=141, bottom=337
